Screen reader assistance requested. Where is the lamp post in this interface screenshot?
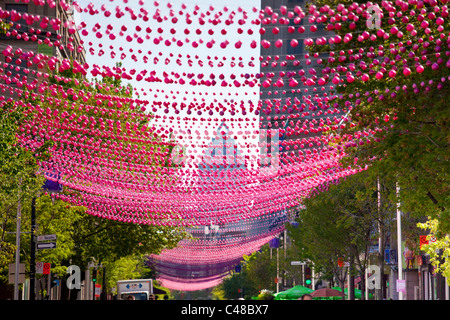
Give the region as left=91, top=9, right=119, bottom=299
left=13, top=190, right=21, bottom=300
left=396, top=182, right=403, bottom=300
left=29, top=197, right=36, bottom=300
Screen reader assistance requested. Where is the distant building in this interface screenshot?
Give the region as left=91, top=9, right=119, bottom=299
left=197, top=121, right=247, bottom=192
left=148, top=122, right=288, bottom=286
left=259, top=0, right=333, bottom=166
left=194, top=121, right=286, bottom=246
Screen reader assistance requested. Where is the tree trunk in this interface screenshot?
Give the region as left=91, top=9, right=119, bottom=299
left=359, top=270, right=366, bottom=300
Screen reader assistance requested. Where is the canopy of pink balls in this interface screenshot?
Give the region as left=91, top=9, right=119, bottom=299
left=1, top=0, right=448, bottom=291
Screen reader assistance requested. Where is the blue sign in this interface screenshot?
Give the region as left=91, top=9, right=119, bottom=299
left=43, top=172, right=63, bottom=193
left=269, top=238, right=280, bottom=248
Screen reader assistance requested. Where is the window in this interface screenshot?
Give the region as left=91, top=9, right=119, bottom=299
left=4, top=4, right=28, bottom=35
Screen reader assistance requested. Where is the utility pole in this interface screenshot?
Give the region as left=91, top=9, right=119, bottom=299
left=396, top=182, right=403, bottom=300
left=276, top=247, right=279, bottom=293
left=92, top=268, right=97, bottom=300
left=13, top=191, right=22, bottom=300
left=101, top=266, right=107, bottom=300
left=30, top=197, right=37, bottom=300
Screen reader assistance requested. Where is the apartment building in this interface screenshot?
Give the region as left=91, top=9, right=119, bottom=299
left=0, top=0, right=86, bottom=95
left=259, top=0, right=332, bottom=168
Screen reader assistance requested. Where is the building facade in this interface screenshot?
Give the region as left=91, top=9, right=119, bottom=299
left=0, top=0, right=86, bottom=96
left=259, top=0, right=332, bottom=168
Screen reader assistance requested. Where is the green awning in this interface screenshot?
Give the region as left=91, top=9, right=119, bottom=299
left=274, top=286, right=314, bottom=300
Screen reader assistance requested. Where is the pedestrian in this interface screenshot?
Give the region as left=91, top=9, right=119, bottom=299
left=298, top=294, right=313, bottom=300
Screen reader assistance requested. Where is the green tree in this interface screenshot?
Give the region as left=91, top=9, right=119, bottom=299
left=287, top=171, right=398, bottom=299
left=305, top=0, right=449, bottom=231
left=0, top=101, right=52, bottom=283
left=1, top=62, right=187, bottom=298
left=418, top=218, right=450, bottom=284
left=242, top=245, right=278, bottom=293
left=217, top=266, right=258, bottom=300
left=305, top=0, right=449, bottom=279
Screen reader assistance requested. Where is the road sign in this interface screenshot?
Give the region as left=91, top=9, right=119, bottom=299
left=290, top=261, right=306, bottom=265
left=43, top=263, right=51, bottom=275
left=36, top=261, right=43, bottom=274
left=37, top=234, right=57, bottom=242
left=37, top=242, right=57, bottom=250
left=396, top=279, right=406, bottom=293
left=8, top=263, right=25, bottom=284
left=95, top=284, right=102, bottom=297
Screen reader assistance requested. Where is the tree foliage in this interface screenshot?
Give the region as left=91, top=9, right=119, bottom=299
left=215, top=245, right=277, bottom=299
left=0, top=63, right=187, bottom=297
left=304, top=0, right=449, bottom=281
left=418, top=218, right=450, bottom=284
left=305, top=0, right=449, bottom=232
left=0, top=101, right=51, bottom=283
left=287, top=171, right=399, bottom=298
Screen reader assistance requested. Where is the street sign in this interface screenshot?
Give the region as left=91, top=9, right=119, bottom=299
left=36, top=261, right=43, bottom=274
left=37, top=234, right=57, bottom=242
left=37, top=242, right=57, bottom=250
left=95, top=284, right=102, bottom=297
left=396, top=279, right=406, bottom=293
left=43, top=263, right=51, bottom=275
left=290, top=261, right=305, bottom=265
left=8, top=264, right=25, bottom=284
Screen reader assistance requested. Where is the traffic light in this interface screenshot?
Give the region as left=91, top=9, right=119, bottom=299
left=92, top=269, right=97, bottom=283
left=304, top=266, right=312, bottom=287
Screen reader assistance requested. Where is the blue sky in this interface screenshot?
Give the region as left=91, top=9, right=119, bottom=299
left=74, top=0, right=264, bottom=168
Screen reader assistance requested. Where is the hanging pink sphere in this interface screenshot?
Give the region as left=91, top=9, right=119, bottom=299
left=261, top=40, right=271, bottom=49
left=275, top=39, right=283, bottom=48
left=416, top=64, right=424, bottom=73
left=304, top=38, right=314, bottom=46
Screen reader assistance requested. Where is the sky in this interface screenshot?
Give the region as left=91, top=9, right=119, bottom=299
left=74, top=0, right=264, bottom=169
